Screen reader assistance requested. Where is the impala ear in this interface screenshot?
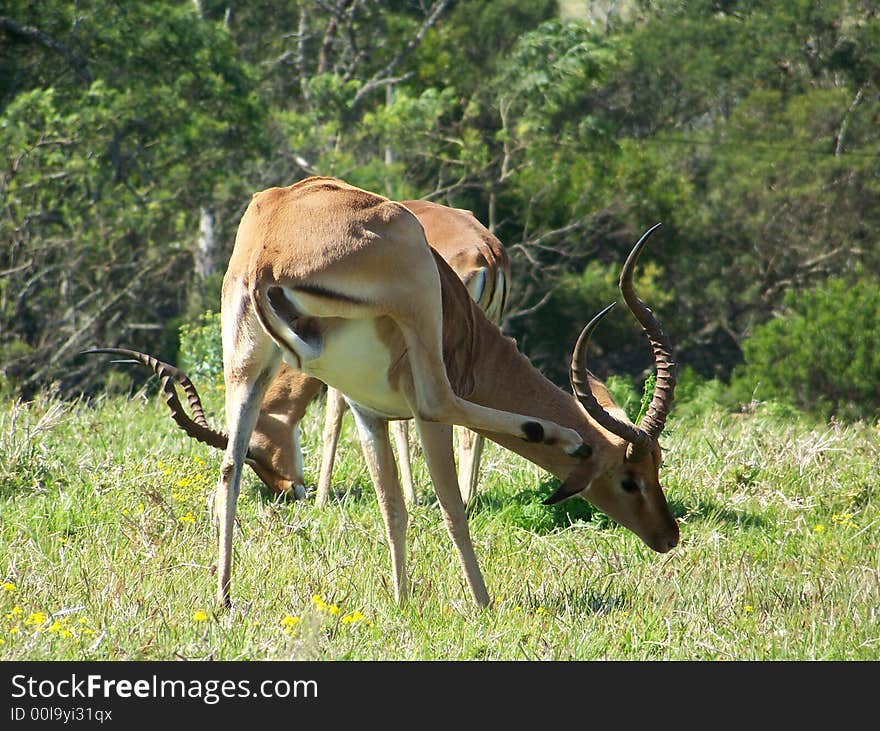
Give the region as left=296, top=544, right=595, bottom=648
left=542, top=479, right=582, bottom=505
left=542, top=459, right=598, bottom=505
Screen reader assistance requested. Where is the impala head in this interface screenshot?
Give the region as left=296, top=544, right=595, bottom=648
left=545, top=224, right=679, bottom=553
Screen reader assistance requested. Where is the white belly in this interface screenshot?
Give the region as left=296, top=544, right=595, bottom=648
left=290, top=318, right=410, bottom=418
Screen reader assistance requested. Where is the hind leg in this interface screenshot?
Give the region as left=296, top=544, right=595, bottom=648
left=416, top=417, right=490, bottom=607
left=394, top=315, right=584, bottom=454
left=316, top=386, right=347, bottom=507
left=456, top=427, right=484, bottom=505
left=390, top=420, right=417, bottom=504
left=348, top=402, right=409, bottom=606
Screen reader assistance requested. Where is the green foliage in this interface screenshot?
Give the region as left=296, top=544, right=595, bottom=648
left=525, top=257, right=673, bottom=387
left=731, top=279, right=880, bottom=420
left=669, top=367, right=731, bottom=421
left=178, top=311, right=223, bottom=383
left=3, top=0, right=880, bottom=405
left=1, top=2, right=265, bottom=396
left=495, top=19, right=620, bottom=139
left=604, top=374, right=640, bottom=422
left=414, top=0, right=558, bottom=91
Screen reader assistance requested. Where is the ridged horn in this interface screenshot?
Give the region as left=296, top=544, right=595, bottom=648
left=570, top=223, right=677, bottom=462
left=82, top=347, right=229, bottom=451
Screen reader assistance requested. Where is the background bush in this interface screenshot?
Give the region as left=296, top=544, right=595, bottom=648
left=731, top=278, right=880, bottom=420
left=178, top=311, right=223, bottom=383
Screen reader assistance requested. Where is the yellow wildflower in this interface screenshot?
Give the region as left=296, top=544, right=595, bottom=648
left=813, top=523, right=825, bottom=533
left=744, top=605, right=754, bottom=613
left=10, top=606, right=23, bottom=617
left=328, top=605, right=340, bottom=616
left=48, top=620, right=64, bottom=633
left=10, top=627, right=20, bottom=635
left=193, top=610, right=209, bottom=622
left=179, top=513, right=196, bottom=524
left=281, top=615, right=301, bottom=628
left=25, top=612, right=47, bottom=626
left=341, top=611, right=366, bottom=625
left=61, top=630, right=74, bottom=639
left=2, top=582, right=16, bottom=592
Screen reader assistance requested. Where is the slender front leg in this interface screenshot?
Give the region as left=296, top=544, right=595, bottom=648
left=316, top=386, right=347, bottom=507
left=415, top=417, right=490, bottom=607
left=348, top=402, right=409, bottom=606
left=216, top=358, right=279, bottom=608
left=456, top=427, right=485, bottom=505
left=390, top=420, right=416, bottom=504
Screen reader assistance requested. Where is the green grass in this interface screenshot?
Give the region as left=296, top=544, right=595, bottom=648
left=0, top=387, right=878, bottom=660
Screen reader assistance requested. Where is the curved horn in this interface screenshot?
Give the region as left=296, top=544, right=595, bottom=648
left=618, top=223, right=677, bottom=460
left=82, top=348, right=228, bottom=451
left=570, top=304, right=653, bottom=456
left=569, top=223, right=676, bottom=462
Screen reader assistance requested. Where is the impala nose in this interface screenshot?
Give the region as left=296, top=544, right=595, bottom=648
left=652, top=524, right=679, bottom=553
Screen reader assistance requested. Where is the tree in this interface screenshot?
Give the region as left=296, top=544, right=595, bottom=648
left=0, top=1, right=265, bottom=395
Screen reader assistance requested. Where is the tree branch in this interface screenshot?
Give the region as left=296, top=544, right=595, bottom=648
left=0, top=16, right=92, bottom=85
left=833, top=86, right=864, bottom=157
left=351, top=0, right=449, bottom=106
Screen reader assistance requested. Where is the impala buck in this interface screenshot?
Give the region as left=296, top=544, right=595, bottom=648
left=112, top=175, right=680, bottom=609
left=87, top=199, right=509, bottom=507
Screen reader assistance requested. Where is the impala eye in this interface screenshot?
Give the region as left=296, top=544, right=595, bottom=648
left=621, top=478, right=640, bottom=494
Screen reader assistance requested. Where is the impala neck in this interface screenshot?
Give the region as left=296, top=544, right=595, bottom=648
left=434, top=253, right=612, bottom=480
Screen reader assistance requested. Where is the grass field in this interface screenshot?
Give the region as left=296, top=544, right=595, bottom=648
left=0, top=385, right=877, bottom=660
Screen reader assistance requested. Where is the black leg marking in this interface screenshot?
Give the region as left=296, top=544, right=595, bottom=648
left=522, top=421, right=544, bottom=443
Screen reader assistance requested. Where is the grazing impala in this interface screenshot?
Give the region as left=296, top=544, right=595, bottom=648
left=87, top=200, right=510, bottom=506
left=100, top=176, right=680, bottom=609
left=204, top=176, right=678, bottom=608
